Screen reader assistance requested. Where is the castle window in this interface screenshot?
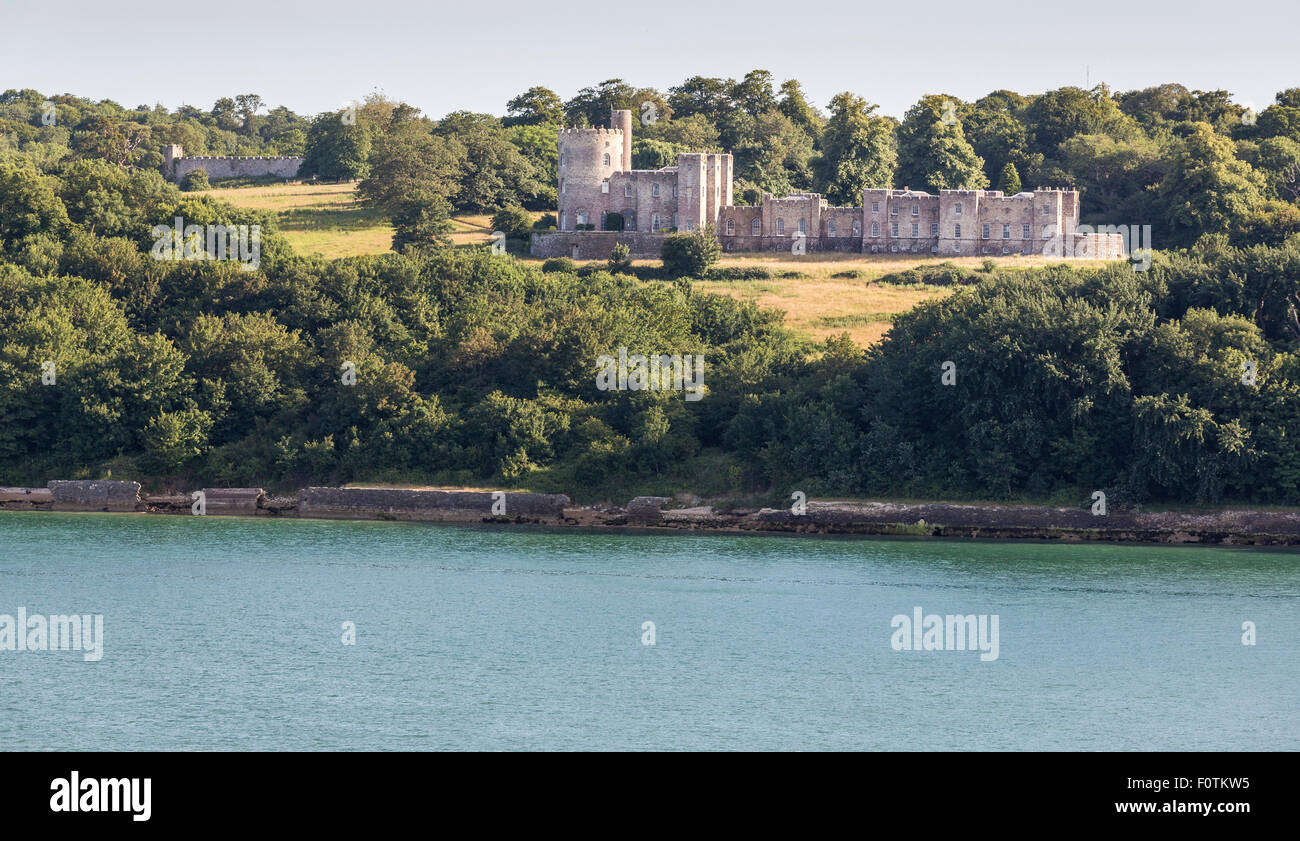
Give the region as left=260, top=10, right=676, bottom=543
left=751, top=218, right=761, bottom=236
left=828, top=220, right=836, bottom=237
left=890, top=222, right=899, bottom=237
left=1022, top=224, right=1030, bottom=239
left=982, top=223, right=990, bottom=239
left=776, top=218, right=785, bottom=235
left=726, top=218, right=735, bottom=236
left=624, top=184, right=632, bottom=197
left=603, top=153, right=610, bottom=167
left=559, top=211, right=566, bottom=229
left=871, top=222, right=879, bottom=237
left=1042, top=225, right=1053, bottom=238
left=672, top=213, right=678, bottom=229
left=912, top=204, right=919, bottom=217
left=1043, top=205, right=1051, bottom=215
left=911, top=223, right=919, bottom=237
left=955, top=203, right=963, bottom=215
left=601, top=179, right=609, bottom=194
left=652, top=183, right=660, bottom=197
left=560, top=152, right=565, bottom=167
left=576, top=210, right=587, bottom=227
left=673, top=185, right=678, bottom=198
left=625, top=212, right=636, bottom=231
left=872, top=202, right=879, bottom=212
left=889, top=205, right=898, bottom=217
left=652, top=213, right=661, bottom=231
left=852, top=220, right=861, bottom=236
left=686, top=220, right=694, bottom=231
left=955, top=223, right=962, bottom=238
left=560, top=178, right=565, bottom=194
left=1002, top=223, right=1010, bottom=239
left=798, top=218, right=806, bottom=234
left=930, top=223, right=939, bottom=237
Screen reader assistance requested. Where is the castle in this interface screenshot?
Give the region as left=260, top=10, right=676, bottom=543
left=531, top=109, right=1125, bottom=261
left=163, top=144, right=302, bottom=184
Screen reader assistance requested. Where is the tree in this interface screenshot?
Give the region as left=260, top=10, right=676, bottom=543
left=998, top=162, right=1021, bottom=195
left=895, top=95, right=988, bottom=192
left=661, top=225, right=721, bottom=277
left=179, top=168, right=209, bottom=191
left=357, top=122, right=461, bottom=212
left=732, top=70, right=776, bottom=118
left=390, top=190, right=453, bottom=252
left=504, top=87, right=563, bottom=127
left=432, top=112, right=542, bottom=212
left=301, top=110, right=372, bottom=180
left=1157, top=122, right=1263, bottom=245
left=563, top=79, right=636, bottom=127
left=815, top=92, right=897, bottom=204
left=491, top=205, right=532, bottom=238
left=607, top=242, right=632, bottom=273
left=778, top=79, right=822, bottom=136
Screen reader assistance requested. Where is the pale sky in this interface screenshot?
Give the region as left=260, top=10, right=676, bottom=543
left=2, top=0, right=1295, bottom=121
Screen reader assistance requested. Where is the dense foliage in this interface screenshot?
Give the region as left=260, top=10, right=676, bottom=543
left=4, top=81, right=1300, bottom=507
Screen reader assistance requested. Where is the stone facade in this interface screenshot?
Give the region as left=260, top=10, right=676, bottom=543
left=533, top=110, right=1126, bottom=261
left=164, top=144, right=302, bottom=184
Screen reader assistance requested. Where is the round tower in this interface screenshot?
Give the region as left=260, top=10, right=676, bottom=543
left=611, top=108, right=633, bottom=171
left=557, top=126, right=622, bottom=231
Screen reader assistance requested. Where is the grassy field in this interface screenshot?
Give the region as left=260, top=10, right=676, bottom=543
left=206, top=181, right=1114, bottom=346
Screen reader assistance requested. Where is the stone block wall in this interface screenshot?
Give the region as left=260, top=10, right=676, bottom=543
left=530, top=231, right=668, bottom=259
left=47, top=480, right=141, bottom=512
left=296, top=487, right=570, bottom=522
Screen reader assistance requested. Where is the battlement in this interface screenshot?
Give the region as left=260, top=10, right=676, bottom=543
left=559, top=127, right=624, bottom=136
left=181, top=155, right=303, bottom=161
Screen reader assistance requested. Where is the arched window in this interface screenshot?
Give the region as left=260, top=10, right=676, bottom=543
left=652, top=183, right=660, bottom=197
left=725, top=218, right=735, bottom=236
left=624, top=184, right=632, bottom=197
left=798, top=218, right=806, bottom=234
left=853, top=220, right=861, bottom=237
left=603, top=153, right=610, bottom=166
left=624, top=212, right=636, bottom=231
left=576, top=211, right=588, bottom=228
left=559, top=211, right=566, bottom=230
left=560, top=178, right=565, bottom=194
left=751, top=218, right=761, bottom=236
left=652, top=214, right=661, bottom=231
left=776, top=218, right=785, bottom=235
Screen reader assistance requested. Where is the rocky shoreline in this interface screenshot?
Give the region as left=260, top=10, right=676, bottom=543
left=5, top=481, right=1300, bottom=546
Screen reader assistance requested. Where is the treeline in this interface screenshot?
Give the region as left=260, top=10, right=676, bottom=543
left=7, top=78, right=1300, bottom=251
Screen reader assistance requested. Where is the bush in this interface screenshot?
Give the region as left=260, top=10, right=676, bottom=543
left=831, top=269, right=866, bottom=279
left=491, top=206, right=533, bottom=239
left=607, top=242, right=632, bottom=272
left=702, top=266, right=772, bottom=281
left=661, top=225, right=722, bottom=278
left=533, top=213, right=556, bottom=231
left=179, top=168, right=209, bottom=191
left=602, top=211, right=624, bottom=231
left=877, top=261, right=980, bottom=286
left=541, top=257, right=576, bottom=273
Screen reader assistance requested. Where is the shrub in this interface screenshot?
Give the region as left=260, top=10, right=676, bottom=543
left=702, top=266, right=772, bottom=281
left=661, top=225, right=722, bottom=278
left=602, top=211, right=624, bottom=231
left=491, top=205, right=533, bottom=238
left=831, top=269, right=866, bottom=279
left=541, top=257, right=576, bottom=273
left=533, top=213, right=557, bottom=230
left=179, top=168, right=209, bottom=191
left=607, top=242, right=632, bottom=272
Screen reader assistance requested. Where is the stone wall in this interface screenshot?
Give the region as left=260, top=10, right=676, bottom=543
left=46, top=480, right=140, bottom=512
left=296, top=487, right=570, bottom=522
left=172, top=155, right=302, bottom=184
left=530, top=231, right=668, bottom=259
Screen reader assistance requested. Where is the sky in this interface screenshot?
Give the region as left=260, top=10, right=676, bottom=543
left=2, top=0, right=1296, bottom=121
